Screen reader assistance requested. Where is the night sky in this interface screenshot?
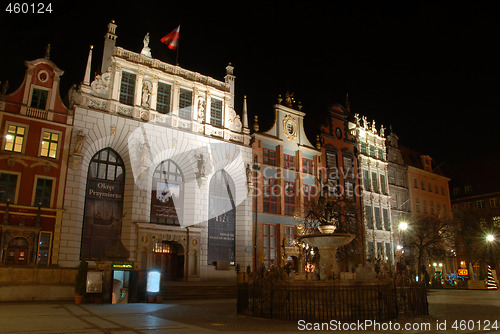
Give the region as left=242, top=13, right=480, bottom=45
left=1, top=2, right=500, bottom=164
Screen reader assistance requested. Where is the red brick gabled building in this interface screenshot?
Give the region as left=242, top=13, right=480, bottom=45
left=318, top=102, right=364, bottom=268
left=0, top=52, right=72, bottom=268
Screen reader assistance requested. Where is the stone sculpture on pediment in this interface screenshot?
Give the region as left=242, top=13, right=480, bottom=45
left=90, top=72, right=111, bottom=97
left=226, top=107, right=242, bottom=132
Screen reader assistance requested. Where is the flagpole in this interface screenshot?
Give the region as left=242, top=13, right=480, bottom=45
left=175, top=25, right=180, bottom=66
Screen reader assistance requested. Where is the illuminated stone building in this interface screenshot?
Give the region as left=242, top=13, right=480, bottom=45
left=350, top=114, right=394, bottom=265
left=0, top=50, right=73, bottom=299
left=251, top=94, right=321, bottom=271
left=59, top=21, right=253, bottom=294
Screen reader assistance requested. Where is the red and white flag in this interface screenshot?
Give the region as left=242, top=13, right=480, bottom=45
left=160, top=26, right=180, bottom=50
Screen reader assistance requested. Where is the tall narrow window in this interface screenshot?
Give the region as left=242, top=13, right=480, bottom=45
left=40, top=131, right=59, bottom=159
left=365, top=205, right=373, bottom=229
left=156, top=82, right=172, bottom=114
left=378, top=148, right=384, bottom=160
left=302, top=158, right=313, bottom=174
left=371, top=172, right=379, bottom=192
left=363, top=170, right=371, bottom=192
left=178, top=88, right=193, bottom=120
left=34, top=177, right=53, bottom=207
left=4, top=124, right=25, bottom=153
left=30, top=88, right=48, bottom=109
left=82, top=148, right=125, bottom=260
left=210, top=98, right=223, bottom=127
left=374, top=207, right=382, bottom=230
left=263, top=177, right=279, bottom=213
left=303, top=184, right=316, bottom=210
left=383, top=208, right=390, bottom=230
left=263, top=224, right=277, bottom=267
left=343, top=155, right=354, bottom=178
left=284, top=154, right=295, bottom=170
left=284, top=181, right=295, bottom=216
left=37, top=231, right=52, bottom=266
left=119, top=72, right=136, bottom=106
left=380, top=174, right=387, bottom=194
left=0, top=172, right=18, bottom=203
left=360, top=142, right=368, bottom=155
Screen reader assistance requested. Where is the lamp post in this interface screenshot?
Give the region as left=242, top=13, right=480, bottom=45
left=398, top=221, right=408, bottom=257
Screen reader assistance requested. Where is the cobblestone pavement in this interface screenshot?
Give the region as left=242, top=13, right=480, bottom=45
left=0, top=289, right=499, bottom=333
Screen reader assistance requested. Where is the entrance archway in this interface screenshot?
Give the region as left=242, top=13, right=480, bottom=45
left=152, top=241, right=184, bottom=281
left=81, top=148, right=125, bottom=260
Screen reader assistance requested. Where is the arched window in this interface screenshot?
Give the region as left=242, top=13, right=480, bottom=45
left=81, top=148, right=125, bottom=260
left=150, top=160, right=184, bottom=225
left=208, top=170, right=236, bottom=265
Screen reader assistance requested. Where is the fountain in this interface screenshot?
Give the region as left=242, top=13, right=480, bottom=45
left=300, top=223, right=355, bottom=280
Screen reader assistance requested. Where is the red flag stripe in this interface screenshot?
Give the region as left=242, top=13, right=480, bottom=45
left=160, top=26, right=180, bottom=50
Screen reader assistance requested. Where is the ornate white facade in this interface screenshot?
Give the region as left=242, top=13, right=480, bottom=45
left=350, top=115, right=395, bottom=265
left=59, top=21, right=252, bottom=282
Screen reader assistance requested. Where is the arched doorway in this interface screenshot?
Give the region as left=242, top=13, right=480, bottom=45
left=152, top=241, right=184, bottom=281
left=208, top=170, right=236, bottom=265
left=81, top=148, right=125, bottom=260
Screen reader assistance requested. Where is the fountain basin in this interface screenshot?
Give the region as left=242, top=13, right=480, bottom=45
left=301, top=233, right=355, bottom=247
left=300, top=233, right=355, bottom=280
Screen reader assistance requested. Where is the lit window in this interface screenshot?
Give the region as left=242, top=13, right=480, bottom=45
left=40, top=131, right=59, bottom=159
left=4, top=124, right=25, bottom=153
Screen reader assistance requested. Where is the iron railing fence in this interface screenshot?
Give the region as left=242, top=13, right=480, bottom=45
left=237, top=281, right=428, bottom=322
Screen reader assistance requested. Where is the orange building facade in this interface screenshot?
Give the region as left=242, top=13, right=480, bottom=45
left=251, top=94, right=321, bottom=272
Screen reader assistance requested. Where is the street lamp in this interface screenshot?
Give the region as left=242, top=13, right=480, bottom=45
left=486, top=234, right=495, bottom=242
left=399, top=221, right=408, bottom=231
